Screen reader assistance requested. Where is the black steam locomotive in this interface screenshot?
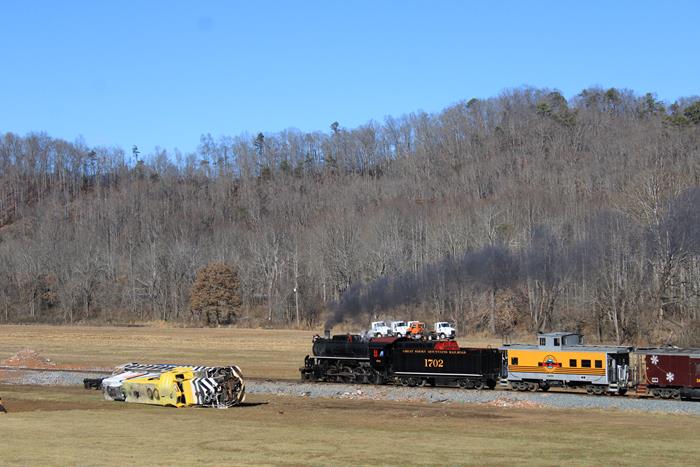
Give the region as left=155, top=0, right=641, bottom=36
left=300, top=334, right=501, bottom=389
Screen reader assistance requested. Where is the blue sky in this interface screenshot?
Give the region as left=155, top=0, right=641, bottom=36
left=1, top=1, right=698, bottom=155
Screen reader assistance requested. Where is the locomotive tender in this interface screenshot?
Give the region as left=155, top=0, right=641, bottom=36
left=302, top=331, right=700, bottom=400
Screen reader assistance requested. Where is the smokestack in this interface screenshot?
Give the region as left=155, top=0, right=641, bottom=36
left=324, top=329, right=331, bottom=339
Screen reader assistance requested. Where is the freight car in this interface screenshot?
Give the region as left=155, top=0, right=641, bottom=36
left=500, top=332, right=632, bottom=395
left=300, top=334, right=501, bottom=389
left=635, top=348, right=700, bottom=400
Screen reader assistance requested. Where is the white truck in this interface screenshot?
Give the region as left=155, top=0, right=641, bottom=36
left=370, top=321, right=392, bottom=337
left=390, top=320, right=409, bottom=337
left=434, top=321, right=456, bottom=339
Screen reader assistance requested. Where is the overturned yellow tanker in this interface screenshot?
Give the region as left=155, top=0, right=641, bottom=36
left=102, top=363, right=245, bottom=408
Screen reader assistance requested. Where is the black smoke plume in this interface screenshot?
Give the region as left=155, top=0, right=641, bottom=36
left=324, top=188, right=700, bottom=330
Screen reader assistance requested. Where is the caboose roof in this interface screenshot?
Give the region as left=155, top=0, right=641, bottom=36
left=537, top=331, right=579, bottom=337
left=637, top=347, right=700, bottom=358
left=501, top=344, right=632, bottom=353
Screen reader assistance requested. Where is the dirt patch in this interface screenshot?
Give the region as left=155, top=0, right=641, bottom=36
left=1, top=349, right=56, bottom=369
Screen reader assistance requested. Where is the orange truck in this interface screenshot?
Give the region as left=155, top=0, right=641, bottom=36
left=406, top=321, right=457, bottom=339
left=406, top=321, right=426, bottom=337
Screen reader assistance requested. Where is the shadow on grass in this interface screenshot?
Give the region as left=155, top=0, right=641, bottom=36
left=238, top=401, right=269, bottom=407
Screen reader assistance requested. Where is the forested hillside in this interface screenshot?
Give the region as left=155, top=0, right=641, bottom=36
left=1, top=87, right=699, bottom=345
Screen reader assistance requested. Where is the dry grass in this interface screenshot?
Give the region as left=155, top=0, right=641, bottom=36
left=0, top=325, right=503, bottom=379
left=0, top=325, right=318, bottom=379
left=0, top=384, right=698, bottom=466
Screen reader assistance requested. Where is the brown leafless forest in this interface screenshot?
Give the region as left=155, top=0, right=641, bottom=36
left=1, top=87, right=699, bottom=345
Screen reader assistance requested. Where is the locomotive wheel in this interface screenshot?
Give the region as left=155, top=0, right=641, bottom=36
left=459, top=379, right=475, bottom=389
left=354, top=366, right=369, bottom=384
left=340, top=366, right=354, bottom=384
left=586, top=385, right=594, bottom=394
left=592, top=385, right=605, bottom=395
left=527, top=383, right=538, bottom=391
left=539, top=382, right=550, bottom=392
left=487, top=379, right=497, bottom=390
left=147, top=388, right=154, bottom=400
left=153, top=389, right=160, bottom=401
left=651, top=389, right=661, bottom=398
left=407, top=377, right=418, bottom=387
left=400, top=377, right=410, bottom=387
left=672, top=390, right=681, bottom=400
left=418, top=379, right=428, bottom=387
left=617, top=388, right=627, bottom=396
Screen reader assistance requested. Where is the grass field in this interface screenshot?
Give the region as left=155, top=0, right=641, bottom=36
left=1, top=384, right=698, bottom=466
left=0, top=325, right=318, bottom=379
left=0, top=325, right=502, bottom=379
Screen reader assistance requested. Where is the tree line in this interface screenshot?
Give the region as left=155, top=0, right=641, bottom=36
left=0, top=86, right=699, bottom=345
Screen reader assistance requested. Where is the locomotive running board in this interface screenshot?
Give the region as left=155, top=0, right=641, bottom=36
left=311, top=356, right=370, bottom=360
left=395, top=371, right=482, bottom=377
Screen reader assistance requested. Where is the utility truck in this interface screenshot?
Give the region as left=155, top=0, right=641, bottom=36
left=390, top=320, right=409, bottom=337
left=370, top=321, right=392, bottom=337
left=434, top=321, right=457, bottom=339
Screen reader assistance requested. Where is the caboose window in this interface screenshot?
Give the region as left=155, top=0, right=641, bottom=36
left=595, top=360, right=603, bottom=368
left=511, top=357, right=518, bottom=365
left=553, top=338, right=560, bottom=346
left=582, top=360, right=591, bottom=368
left=569, top=359, right=577, bottom=367
left=539, top=338, right=546, bottom=346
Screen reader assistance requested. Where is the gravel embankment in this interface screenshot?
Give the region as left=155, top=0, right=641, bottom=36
left=0, top=368, right=111, bottom=386
left=3, top=369, right=699, bottom=415
left=248, top=380, right=700, bottom=415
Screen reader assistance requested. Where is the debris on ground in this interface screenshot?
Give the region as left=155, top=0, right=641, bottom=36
left=1, top=349, right=56, bottom=368
left=484, top=397, right=543, bottom=409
